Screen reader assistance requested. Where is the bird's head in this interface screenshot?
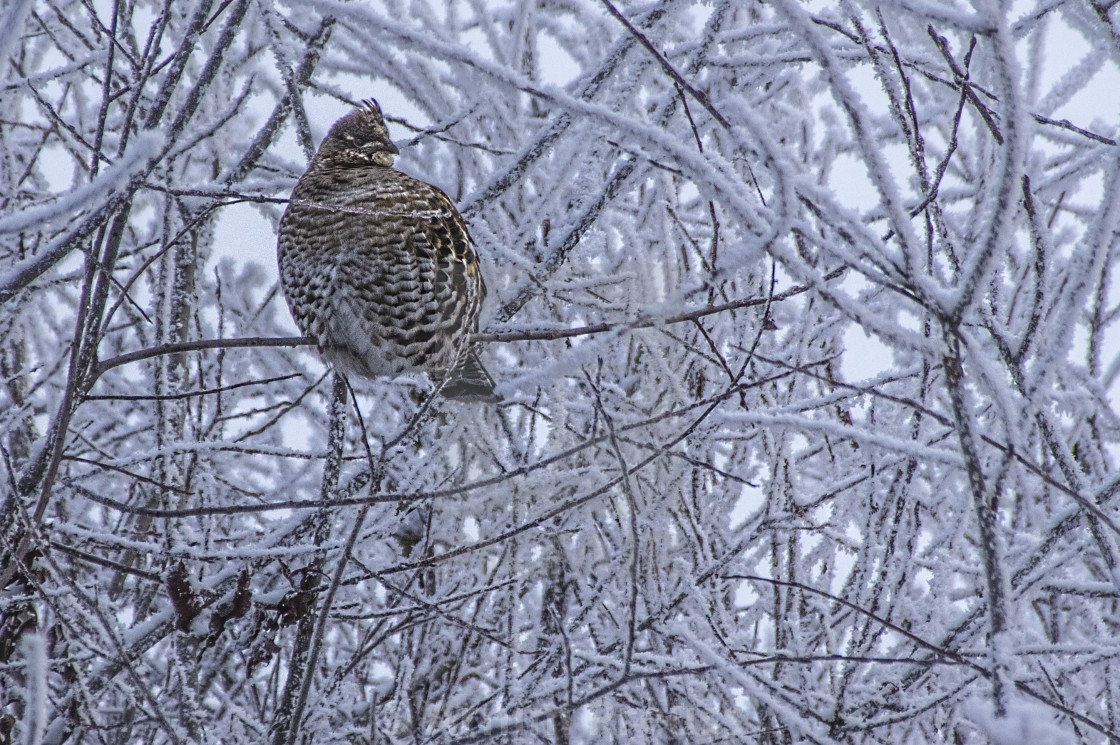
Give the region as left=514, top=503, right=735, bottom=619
left=313, top=99, right=400, bottom=167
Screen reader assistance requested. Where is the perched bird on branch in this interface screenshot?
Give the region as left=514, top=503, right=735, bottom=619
left=277, top=99, right=495, bottom=401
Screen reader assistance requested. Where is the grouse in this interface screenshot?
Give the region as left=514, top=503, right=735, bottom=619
left=277, top=99, right=494, bottom=400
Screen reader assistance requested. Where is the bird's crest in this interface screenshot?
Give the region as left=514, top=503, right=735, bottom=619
left=314, top=97, right=399, bottom=166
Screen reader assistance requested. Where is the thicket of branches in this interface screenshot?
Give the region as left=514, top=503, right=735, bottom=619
left=2, top=0, right=1120, bottom=743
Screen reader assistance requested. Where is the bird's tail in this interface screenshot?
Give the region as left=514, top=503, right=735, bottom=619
left=440, top=350, right=497, bottom=402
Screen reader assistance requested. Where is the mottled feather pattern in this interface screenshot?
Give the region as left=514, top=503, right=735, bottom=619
left=277, top=101, right=493, bottom=399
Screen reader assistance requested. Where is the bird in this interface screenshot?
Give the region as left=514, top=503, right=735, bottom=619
left=277, top=99, right=495, bottom=401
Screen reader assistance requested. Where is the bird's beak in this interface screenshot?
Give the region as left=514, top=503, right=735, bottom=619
left=387, top=141, right=400, bottom=155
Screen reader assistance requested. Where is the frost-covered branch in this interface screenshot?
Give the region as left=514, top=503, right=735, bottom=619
left=2, top=1, right=1118, bottom=743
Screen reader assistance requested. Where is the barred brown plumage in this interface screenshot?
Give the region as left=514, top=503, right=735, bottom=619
left=277, top=99, right=495, bottom=401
